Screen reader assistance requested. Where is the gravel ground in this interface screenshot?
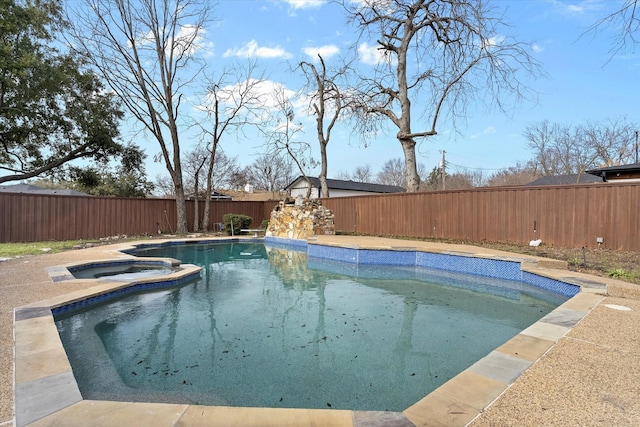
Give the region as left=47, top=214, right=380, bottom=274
left=0, top=249, right=112, bottom=425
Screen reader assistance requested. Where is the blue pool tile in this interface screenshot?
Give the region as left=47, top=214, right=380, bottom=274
left=521, top=271, right=580, bottom=297
left=52, top=270, right=202, bottom=317
left=416, top=252, right=521, bottom=280
left=358, top=249, right=416, bottom=266
left=308, top=244, right=358, bottom=263
left=265, top=236, right=308, bottom=250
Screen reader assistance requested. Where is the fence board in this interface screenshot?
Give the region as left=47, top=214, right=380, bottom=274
left=2, top=183, right=639, bottom=250
left=323, top=182, right=640, bottom=251
left=0, top=194, right=271, bottom=243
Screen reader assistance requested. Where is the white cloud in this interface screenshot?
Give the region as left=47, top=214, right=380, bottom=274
left=195, top=79, right=303, bottom=123
left=549, top=0, right=605, bottom=16
left=482, top=35, right=505, bottom=49
left=223, top=40, right=292, bottom=59
left=282, top=0, right=326, bottom=8
left=532, top=43, right=545, bottom=53
left=249, top=80, right=296, bottom=109
left=350, top=0, right=393, bottom=8
left=358, top=42, right=392, bottom=65
left=133, top=24, right=210, bottom=58
left=302, top=44, right=340, bottom=60
left=470, top=126, right=497, bottom=140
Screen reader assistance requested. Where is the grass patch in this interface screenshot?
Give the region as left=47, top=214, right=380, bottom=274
left=0, top=241, right=86, bottom=258
left=607, top=268, right=637, bottom=281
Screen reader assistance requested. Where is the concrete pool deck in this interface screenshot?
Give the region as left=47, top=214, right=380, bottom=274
left=2, top=235, right=640, bottom=426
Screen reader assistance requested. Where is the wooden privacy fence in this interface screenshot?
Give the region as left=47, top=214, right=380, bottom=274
left=1, top=183, right=638, bottom=250
left=0, top=193, right=275, bottom=243
left=322, top=182, right=640, bottom=251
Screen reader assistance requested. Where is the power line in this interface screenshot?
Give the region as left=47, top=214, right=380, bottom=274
left=445, top=162, right=505, bottom=172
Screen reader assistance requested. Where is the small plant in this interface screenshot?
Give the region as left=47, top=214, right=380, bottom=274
left=222, top=214, right=253, bottom=235
left=607, top=268, right=634, bottom=280
left=567, top=257, right=583, bottom=267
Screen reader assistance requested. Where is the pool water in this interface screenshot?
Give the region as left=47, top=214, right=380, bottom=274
left=70, top=263, right=177, bottom=280
left=55, top=242, right=567, bottom=412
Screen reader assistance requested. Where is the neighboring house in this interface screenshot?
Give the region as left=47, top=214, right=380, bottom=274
left=186, top=190, right=233, bottom=201
left=0, top=183, right=92, bottom=196
left=586, top=162, right=640, bottom=183
left=285, top=176, right=406, bottom=198
left=526, top=174, right=603, bottom=186
left=224, top=190, right=286, bottom=201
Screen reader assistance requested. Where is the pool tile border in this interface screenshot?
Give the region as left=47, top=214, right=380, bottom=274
left=271, top=236, right=580, bottom=297
left=14, top=237, right=609, bottom=426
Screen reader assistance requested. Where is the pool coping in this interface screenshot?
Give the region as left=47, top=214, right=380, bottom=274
left=13, top=236, right=609, bottom=427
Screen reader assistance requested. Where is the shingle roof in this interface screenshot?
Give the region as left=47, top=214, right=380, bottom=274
left=586, top=162, right=640, bottom=177
left=525, top=174, right=603, bottom=186
left=0, top=183, right=92, bottom=196
left=286, top=176, right=406, bottom=194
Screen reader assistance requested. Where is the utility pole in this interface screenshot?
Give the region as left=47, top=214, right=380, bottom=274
left=440, top=150, right=446, bottom=191
left=635, top=130, right=638, bottom=164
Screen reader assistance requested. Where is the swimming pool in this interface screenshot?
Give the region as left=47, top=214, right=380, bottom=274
left=53, top=239, right=574, bottom=412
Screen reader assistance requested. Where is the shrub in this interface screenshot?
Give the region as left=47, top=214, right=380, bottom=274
left=607, top=268, right=635, bottom=280
left=223, top=214, right=253, bottom=236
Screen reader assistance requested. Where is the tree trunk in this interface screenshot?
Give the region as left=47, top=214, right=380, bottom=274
left=174, top=183, right=188, bottom=234
left=193, top=175, right=200, bottom=232
left=201, top=166, right=212, bottom=232
left=401, top=138, right=420, bottom=192
left=201, top=143, right=217, bottom=232
left=171, top=151, right=188, bottom=234
left=319, top=141, right=329, bottom=198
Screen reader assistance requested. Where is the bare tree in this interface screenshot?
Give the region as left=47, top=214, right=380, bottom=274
left=298, top=55, right=350, bottom=197
left=154, top=174, right=177, bottom=198
left=352, top=164, right=374, bottom=183
left=377, top=157, right=430, bottom=187
left=376, top=158, right=406, bottom=187
left=342, top=0, right=541, bottom=192
left=247, top=153, right=295, bottom=196
left=587, top=0, right=639, bottom=57
left=526, top=119, right=638, bottom=178
left=336, top=165, right=374, bottom=182
left=486, top=162, right=541, bottom=187
left=445, top=171, right=483, bottom=190
left=583, top=119, right=639, bottom=166
left=198, top=61, right=266, bottom=230
left=420, top=165, right=484, bottom=190
left=524, top=120, right=560, bottom=176
left=261, top=86, right=317, bottom=198
left=68, top=0, right=211, bottom=234
left=182, top=146, right=208, bottom=230
left=336, top=170, right=353, bottom=180
left=210, top=151, right=242, bottom=190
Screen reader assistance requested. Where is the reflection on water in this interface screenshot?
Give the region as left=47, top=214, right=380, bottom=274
left=55, top=243, right=566, bottom=411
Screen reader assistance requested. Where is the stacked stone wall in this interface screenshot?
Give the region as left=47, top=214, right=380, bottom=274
left=266, top=198, right=335, bottom=240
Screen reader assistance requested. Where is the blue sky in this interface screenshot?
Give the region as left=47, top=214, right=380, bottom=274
left=142, top=0, right=639, bottom=182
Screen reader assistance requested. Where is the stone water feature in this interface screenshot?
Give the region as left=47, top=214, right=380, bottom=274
left=265, top=197, right=335, bottom=239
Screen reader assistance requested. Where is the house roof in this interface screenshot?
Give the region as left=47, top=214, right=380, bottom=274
left=525, top=174, right=603, bottom=186
left=186, top=190, right=233, bottom=200
left=286, top=176, right=406, bottom=194
left=223, top=190, right=286, bottom=201
left=0, top=183, right=92, bottom=196
left=585, top=162, right=640, bottom=177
